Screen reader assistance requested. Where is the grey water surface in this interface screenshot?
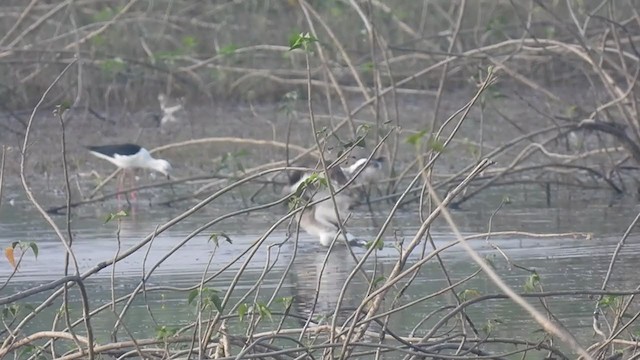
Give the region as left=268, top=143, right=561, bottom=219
left=1, top=183, right=639, bottom=358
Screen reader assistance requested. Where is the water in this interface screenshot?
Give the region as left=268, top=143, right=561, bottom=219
left=1, top=183, right=639, bottom=359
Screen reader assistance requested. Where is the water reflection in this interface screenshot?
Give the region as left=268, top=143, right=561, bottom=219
left=288, top=245, right=380, bottom=330
left=3, top=185, right=640, bottom=358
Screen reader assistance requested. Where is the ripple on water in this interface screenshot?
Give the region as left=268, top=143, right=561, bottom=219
left=2, top=187, right=640, bottom=357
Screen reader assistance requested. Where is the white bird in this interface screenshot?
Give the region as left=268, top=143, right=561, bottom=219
left=341, top=156, right=385, bottom=185
left=341, top=156, right=385, bottom=228
left=157, top=93, right=184, bottom=125
left=86, top=143, right=172, bottom=199
left=287, top=164, right=365, bottom=247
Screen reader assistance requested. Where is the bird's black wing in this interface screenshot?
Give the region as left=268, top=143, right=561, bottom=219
left=86, top=144, right=141, bottom=157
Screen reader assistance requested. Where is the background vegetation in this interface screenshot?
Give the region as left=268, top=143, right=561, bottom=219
left=1, top=0, right=640, bottom=359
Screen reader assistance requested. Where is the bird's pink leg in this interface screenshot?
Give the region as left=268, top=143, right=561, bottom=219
left=117, top=171, right=124, bottom=201
left=129, top=170, right=137, bottom=201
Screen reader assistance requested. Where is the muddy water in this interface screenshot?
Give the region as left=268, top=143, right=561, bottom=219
left=2, top=181, right=640, bottom=358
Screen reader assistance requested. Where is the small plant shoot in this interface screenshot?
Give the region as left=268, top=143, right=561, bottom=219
left=288, top=32, right=318, bottom=51
left=4, top=241, right=38, bottom=269
left=104, top=210, right=128, bottom=223
left=209, top=232, right=233, bottom=247
left=523, top=273, right=541, bottom=293
left=188, top=288, right=223, bottom=313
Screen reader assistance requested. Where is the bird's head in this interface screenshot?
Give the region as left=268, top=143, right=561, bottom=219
left=154, top=159, right=173, bottom=178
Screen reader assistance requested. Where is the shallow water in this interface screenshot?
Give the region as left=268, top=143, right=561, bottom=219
left=2, top=181, right=640, bottom=358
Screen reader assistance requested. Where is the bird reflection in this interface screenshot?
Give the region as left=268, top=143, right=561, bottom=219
left=288, top=246, right=375, bottom=329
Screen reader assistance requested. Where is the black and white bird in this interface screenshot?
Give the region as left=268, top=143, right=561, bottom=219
left=86, top=143, right=172, bottom=197
left=157, top=93, right=184, bottom=125
left=341, top=156, right=385, bottom=185
left=286, top=163, right=365, bottom=247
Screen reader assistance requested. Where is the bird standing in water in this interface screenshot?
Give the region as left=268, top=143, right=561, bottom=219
left=341, top=156, right=385, bottom=186
left=286, top=162, right=365, bottom=247
left=86, top=143, right=171, bottom=200
left=341, top=156, right=385, bottom=226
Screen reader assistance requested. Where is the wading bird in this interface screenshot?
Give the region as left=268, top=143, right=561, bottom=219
left=341, top=156, right=385, bottom=227
left=86, top=143, right=171, bottom=199
left=287, top=163, right=366, bottom=247
left=157, top=93, right=184, bottom=125
left=341, top=156, right=385, bottom=185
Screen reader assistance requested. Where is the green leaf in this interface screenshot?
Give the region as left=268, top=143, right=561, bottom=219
left=238, top=303, right=248, bottom=321
left=100, top=58, right=126, bottom=75
left=234, top=158, right=245, bottom=173
left=209, top=233, right=232, bottom=248
left=458, top=288, right=481, bottom=301
left=356, top=124, right=371, bottom=136
left=486, top=14, right=508, bottom=33
left=365, top=238, right=384, bottom=250
left=372, top=275, right=386, bottom=287
left=427, top=138, right=445, bottom=153
left=288, top=31, right=318, bottom=51
left=544, top=26, right=556, bottom=39
left=483, top=318, right=503, bottom=334
left=564, top=105, right=578, bottom=118
left=209, top=234, right=219, bottom=247
left=360, top=62, right=374, bottom=72
left=406, top=130, right=427, bottom=146
left=219, top=152, right=231, bottom=169
left=598, top=295, right=619, bottom=308
left=209, top=293, right=223, bottom=313
left=28, top=242, right=38, bottom=259
left=56, top=100, right=72, bottom=113
left=104, top=210, right=128, bottom=223
left=293, top=172, right=326, bottom=195
left=18, top=344, right=36, bottom=359
left=91, top=34, right=106, bottom=47
left=2, top=304, right=20, bottom=319
left=155, top=325, right=177, bottom=340
left=257, top=303, right=272, bottom=320
left=523, top=273, right=540, bottom=293
left=153, top=50, right=181, bottom=62
left=287, top=196, right=302, bottom=211
left=93, top=7, right=115, bottom=22
left=187, top=289, right=199, bottom=305
left=181, top=35, right=198, bottom=50
left=220, top=44, right=237, bottom=56
left=276, top=296, right=293, bottom=309
left=234, top=149, right=251, bottom=158
left=7, top=241, right=39, bottom=266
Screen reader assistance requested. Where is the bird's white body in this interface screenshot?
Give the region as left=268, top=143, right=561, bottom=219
left=158, top=94, right=184, bottom=125
left=341, top=157, right=384, bottom=185
left=299, top=208, right=357, bottom=246
left=287, top=167, right=362, bottom=246
left=87, top=144, right=171, bottom=201
left=88, top=147, right=172, bottom=176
